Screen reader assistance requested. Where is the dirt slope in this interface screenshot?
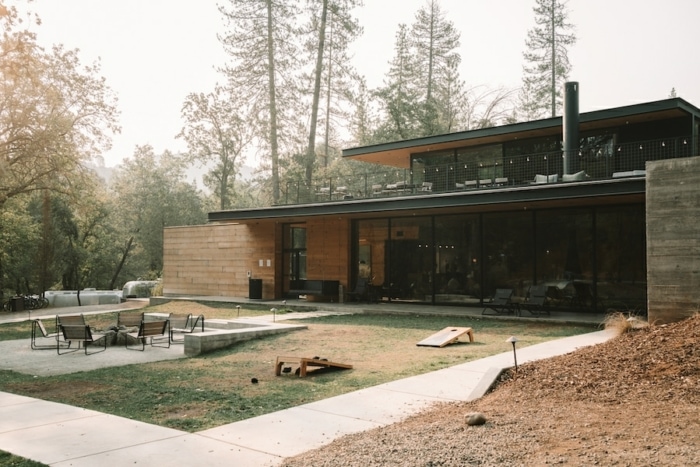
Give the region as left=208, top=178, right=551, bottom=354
left=283, top=314, right=700, bottom=466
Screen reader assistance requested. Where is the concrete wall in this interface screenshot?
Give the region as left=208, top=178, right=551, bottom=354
left=646, top=156, right=700, bottom=323
left=163, top=222, right=277, bottom=298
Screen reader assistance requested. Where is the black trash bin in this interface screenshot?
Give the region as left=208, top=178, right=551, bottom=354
left=249, top=278, right=263, bottom=300
left=10, top=296, right=24, bottom=312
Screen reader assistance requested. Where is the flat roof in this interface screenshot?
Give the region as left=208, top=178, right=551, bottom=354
left=208, top=178, right=645, bottom=223
left=342, top=98, right=700, bottom=168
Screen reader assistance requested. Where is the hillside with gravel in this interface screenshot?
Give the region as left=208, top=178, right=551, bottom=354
left=283, top=314, right=700, bottom=466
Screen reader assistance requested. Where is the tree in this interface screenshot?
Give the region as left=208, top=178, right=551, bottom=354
left=301, top=0, right=363, bottom=180
left=375, top=1, right=464, bottom=141
left=178, top=84, right=252, bottom=210
left=520, top=0, right=576, bottom=118
left=410, top=0, right=461, bottom=136
left=347, top=78, right=378, bottom=147
left=463, top=86, right=518, bottom=130
left=0, top=197, right=41, bottom=297
left=0, top=4, right=120, bottom=208
left=110, top=146, right=207, bottom=279
left=218, top=0, right=301, bottom=204
left=375, top=24, right=421, bottom=141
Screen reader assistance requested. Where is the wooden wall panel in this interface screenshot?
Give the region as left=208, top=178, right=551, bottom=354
left=163, top=222, right=277, bottom=299
left=305, top=218, right=351, bottom=289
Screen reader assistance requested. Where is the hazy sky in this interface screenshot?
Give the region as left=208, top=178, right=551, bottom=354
left=18, top=0, right=700, bottom=167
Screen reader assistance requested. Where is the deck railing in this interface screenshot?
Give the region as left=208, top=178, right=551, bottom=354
left=280, top=136, right=694, bottom=205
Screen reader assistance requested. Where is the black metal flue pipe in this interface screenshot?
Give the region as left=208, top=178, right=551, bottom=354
left=563, top=81, right=579, bottom=175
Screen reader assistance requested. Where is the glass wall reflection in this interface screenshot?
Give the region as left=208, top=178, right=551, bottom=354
left=353, top=203, right=645, bottom=313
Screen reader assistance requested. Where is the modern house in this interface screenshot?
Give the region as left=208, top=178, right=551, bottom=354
left=163, top=87, right=700, bottom=324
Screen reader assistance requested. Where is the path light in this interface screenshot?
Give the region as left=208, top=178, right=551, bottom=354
left=270, top=307, right=277, bottom=322
left=506, top=336, right=519, bottom=371
left=236, top=305, right=241, bottom=317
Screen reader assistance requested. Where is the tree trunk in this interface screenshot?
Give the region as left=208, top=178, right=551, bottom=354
left=550, top=0, right=556, bottom=117
left=305, top=0, right=328, bottom=185
left=266, top=0, right=281, bottom=203
left=109, top=236, right=134, bottom=290
left=324, top=15, right=333, bottom=167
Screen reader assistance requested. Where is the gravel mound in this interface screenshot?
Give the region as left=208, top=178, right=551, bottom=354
left=283, top=314, right=700, bottom=466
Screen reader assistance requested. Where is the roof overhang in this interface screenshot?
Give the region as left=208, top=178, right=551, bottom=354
left=208, top=178, right=645, bottom=224
left=342, top=98, right=700, bottom=168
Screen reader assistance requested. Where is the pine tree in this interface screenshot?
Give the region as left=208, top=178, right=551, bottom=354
left=218, top=0, right=301, bottom=204
left=410, top=0, right=461, bottom=135
left=521, top=0, right=576, bottom=119
left=376, top=24, right=421, bottom=141
left=301, top=0, right=362, bottom=182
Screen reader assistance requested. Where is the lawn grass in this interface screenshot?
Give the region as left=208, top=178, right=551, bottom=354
left=0, top=302, right=596, bottom=435
left=0, top=451, right=45, bottom=467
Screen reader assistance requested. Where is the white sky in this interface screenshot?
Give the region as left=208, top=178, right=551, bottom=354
left=17, top=0, right=700, bottom=168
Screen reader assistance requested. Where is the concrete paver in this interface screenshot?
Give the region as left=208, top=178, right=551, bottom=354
left=0, top=300, right=616, bottom=466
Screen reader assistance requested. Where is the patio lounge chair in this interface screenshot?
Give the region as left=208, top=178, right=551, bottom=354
left=347, top=277, right=372, bottom=303
left=518, top=285, right=550, bottom=317
left=58, top=324, right=107, bottom=355
left=56, top=314, right=87, bottom=346
left=482, top=288, right=515, bottom=315
left=31, top=319, right=66, bottom=350
left=125, top=320, right=170, bottom=350
left=169, top=313, right=205, bottom=344
left=117, top=311, right=144, bottom=330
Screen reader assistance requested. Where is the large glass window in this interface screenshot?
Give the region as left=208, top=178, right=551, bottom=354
left=283, top=224, right=306, bottom=293
left=386, top=217, right=432, bottom=302
left=596, top=205, right=646, bottom=312
left=434, top=215, right=481, bottom=304
left=352, top=203, right=645, bottom=312
left=355, top=219, right=389, bottom=290
left=482, top=211, right=534, bottom=299
left=535, top=209, right=594, bottom=309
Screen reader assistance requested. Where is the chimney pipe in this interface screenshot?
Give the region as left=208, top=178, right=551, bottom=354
left=563, top=82, right=579, bottom=175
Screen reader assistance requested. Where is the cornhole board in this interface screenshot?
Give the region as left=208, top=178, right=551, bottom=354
left=275, top=356, right=353, bottom=377
left=416, top=327, right=474, bottom=347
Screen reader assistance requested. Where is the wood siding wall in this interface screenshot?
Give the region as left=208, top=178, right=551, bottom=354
left=162, top=218, right=351, bottom=300
left=163, top=223, right=276, bottom=298
left=646, top=156, right=700, bottom=323
left=306, top=217, right=350, bottom=289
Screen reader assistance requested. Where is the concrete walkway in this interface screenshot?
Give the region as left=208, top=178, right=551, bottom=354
left=0, top=319, right=616, bottom=466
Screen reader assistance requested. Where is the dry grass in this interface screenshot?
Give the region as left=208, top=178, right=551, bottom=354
left=602, top=310, right=649, bottom=335
left=0, top=301, right=595, bottom=433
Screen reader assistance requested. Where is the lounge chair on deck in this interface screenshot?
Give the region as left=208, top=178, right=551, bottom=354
left=518, top=285, right=550, bottom=317
left=482, top=288, right=515, bottom=315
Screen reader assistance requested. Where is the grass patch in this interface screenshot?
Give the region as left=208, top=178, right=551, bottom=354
left=0, top=302, right=595, bottom=433
left=0, top=451, right=45, bottom=467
